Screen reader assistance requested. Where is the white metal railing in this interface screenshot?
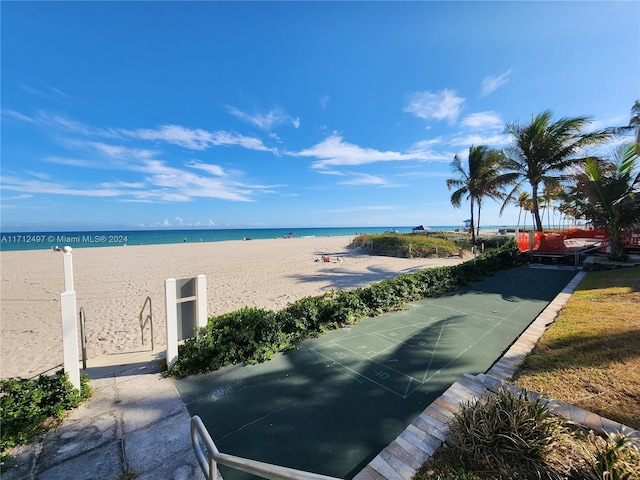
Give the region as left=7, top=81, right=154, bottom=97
left=190, top=415, right=342, bottom=480
left=139, top=296, right=154, bottom=350
left=79, top=307, right=88, bottom=369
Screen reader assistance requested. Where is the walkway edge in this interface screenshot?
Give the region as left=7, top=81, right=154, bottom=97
left=354, top=269, right=640, bottom=480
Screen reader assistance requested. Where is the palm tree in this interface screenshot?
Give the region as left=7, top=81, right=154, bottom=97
left=574, top=143, right=640, bottom=261
left=556, top=190, right=583, bottom=228
left=517, top=192, right=532, bottom=230
left=631, top=100, right=640, bottom=151
left=541, top=180, right=562, bottom=230
left=503, top=191, right=531, bottom=230
left=447, top=145, right=516, bottom=245
left=501, top=110, right=611, bottom=232
left=606, top=100, right=640, bottom=154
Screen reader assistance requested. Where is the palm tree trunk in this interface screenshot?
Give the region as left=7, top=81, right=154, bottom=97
left=470, top=197, right=476, bottom=245
left=610, top=232, right=627, bottom=261
left=531, top=183, right=543, bottom=231
left=517, top=207, right=522, bottom=230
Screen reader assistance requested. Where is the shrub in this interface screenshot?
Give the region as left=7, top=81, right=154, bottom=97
left=1, top=370, right=92, bottom=451
left=580, top=432, right=640, bottom=480
left=172, top=307, right=288, bottom=377
left=449, top=387, right=572, bottom=478
left=278, top=294, right=336, bottom=341
left=351, top=233, right=461, bottom=258
left=422, top=386, right=640, bottom=479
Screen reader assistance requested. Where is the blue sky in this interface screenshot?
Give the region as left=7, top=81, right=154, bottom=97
left=1, top=1, right=638, bottom=232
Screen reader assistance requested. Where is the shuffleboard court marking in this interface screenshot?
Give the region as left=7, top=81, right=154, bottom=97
left=421, top=320, right=448, bottom=384
left=310, top=293, right=542, bottom=399
left=313, top=339, right=425, bottom=384
left=310, top=347, right=417, bottom=398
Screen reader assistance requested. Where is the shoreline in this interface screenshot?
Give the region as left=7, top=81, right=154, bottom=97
left=1, top=236, right=465, bottom=379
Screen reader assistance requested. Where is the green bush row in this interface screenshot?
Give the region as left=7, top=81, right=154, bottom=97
left=169, top=240, right=526, bottom=378
left=1, top=370, right=92, bottom=452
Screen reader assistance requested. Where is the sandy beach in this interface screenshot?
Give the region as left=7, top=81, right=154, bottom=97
left=1, top=236, right=465, bottom=379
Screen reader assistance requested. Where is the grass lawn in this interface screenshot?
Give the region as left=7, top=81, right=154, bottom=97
left=512, top=265, right=640, bottom=430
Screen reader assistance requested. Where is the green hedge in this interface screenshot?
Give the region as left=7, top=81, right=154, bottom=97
left=169, top=240, right=526, bottom=378
left=1, top=370, right=92, bottom=452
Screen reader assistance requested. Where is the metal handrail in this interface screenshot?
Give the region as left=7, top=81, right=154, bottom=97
left=190, top=415, right=341, bottom=480
left=580, top=237, right=610, bottom=254
left=139, top=296, right=154, bottom=351
left=79, top=307, right=87, bottom=370
left=574, top=237, right=611, bottom=267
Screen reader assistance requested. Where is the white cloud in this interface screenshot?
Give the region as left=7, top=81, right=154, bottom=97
left=18, top=83, right=72, bottom=102
left=0, top=175, right=125, bottom=198
left=292, top=134, right=432, bottom=169
left=480, top=69, right=512, bottom=97
left=226, top=105, right=296, bottom=131
left=319, top=95, right=330, bottom=110
left=338, top=173, right=388, bottom=186
left=1, top=109, right=36, bottom=123
left=8, top=137, right=267, bottom=203
left=188, top=161, right=226, bottom=177
left=403, top=89, right=465, bottom=124
left=121, top=124, right=274, bottom=152
left=460, top=111, right=503, bottom=129
left=407, top=139, right=451, bottom=162
left=449, top=132, right=511, bottom=148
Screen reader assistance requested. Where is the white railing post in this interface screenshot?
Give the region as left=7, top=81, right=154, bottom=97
left=165, top=278, right=178, bottom=369
left=196, top=274, right=208, bottom=331
left=60, top=247, right=80, bottom=390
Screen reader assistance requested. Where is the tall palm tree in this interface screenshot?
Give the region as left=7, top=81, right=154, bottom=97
left=501, top=110, right=610, bottom=232
left=574, top=143, right=640, bottom=261
left=447, top=145, right=516, bottom=245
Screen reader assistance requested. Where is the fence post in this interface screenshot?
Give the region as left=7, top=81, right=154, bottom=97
left=165, top=278, right=178, bottom=369
left=60, top=248, right=80, bottom=390
left=196, top=275, right=208, bottom=332
left=61, top=290, right=80, bottom=389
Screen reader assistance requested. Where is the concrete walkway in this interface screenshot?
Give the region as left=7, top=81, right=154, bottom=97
left=4, top=264, right=639, bottom=480
left=3, top=350, right=205, bottom=480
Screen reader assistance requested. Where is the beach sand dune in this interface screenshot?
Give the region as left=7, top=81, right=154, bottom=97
left=1, top=236, right=464, bottom=379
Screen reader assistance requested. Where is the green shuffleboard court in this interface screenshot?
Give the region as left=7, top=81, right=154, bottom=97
left=176, top=266, right=578, bottom=479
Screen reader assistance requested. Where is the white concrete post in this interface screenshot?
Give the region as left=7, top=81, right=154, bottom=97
left=63, top=250, right=74, bottom=291
left=60, top=248, right=80, bottom=390
left=165, top=278, right=178, bottom=370
left=60, top=291, right=80, bottom=389
left=196, top=274, right=207, bottom=331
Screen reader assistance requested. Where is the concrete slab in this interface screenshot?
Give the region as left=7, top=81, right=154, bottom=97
left=36, top=440, right=123, bottom=480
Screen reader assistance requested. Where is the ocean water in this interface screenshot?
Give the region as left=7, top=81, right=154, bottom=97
left=0, top=226, right=466, bottom=252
